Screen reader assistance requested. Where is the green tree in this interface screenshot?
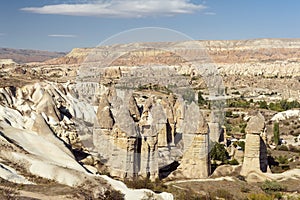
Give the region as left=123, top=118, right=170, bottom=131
left=273, top=122, right=280, bottom=146
left=210, top=143, right=229, bottom=163
left=198, top=91, right=206, bottom=106
left=259, top=101, right=268, bottom=109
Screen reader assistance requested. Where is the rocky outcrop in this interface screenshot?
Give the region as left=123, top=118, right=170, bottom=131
left=271, top=110, right=300, bottom=122
left=240, top=112, right=269, bottom=177
left=128, top=95, right=140, bottom=122
left=96, top=95, right=114, bottom=129
left=168, top=102, right=210, bottom=179
left=0, top=81, right=174, bottom=199
left=0, top=59, right=16, bottom=65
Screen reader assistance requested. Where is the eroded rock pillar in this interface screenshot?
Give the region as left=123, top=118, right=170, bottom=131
left=240, top=112, right=269, bottom=176
left=169, top=102, right=210, bottom=179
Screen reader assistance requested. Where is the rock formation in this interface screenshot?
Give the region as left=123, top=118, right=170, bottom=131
left=96, top=95, right=114, bottom=129
left=3, top=38, right=300, bottom=199
left=169, top=102, right=210, bottom=179
left=240, top=112, right=269, bottom=177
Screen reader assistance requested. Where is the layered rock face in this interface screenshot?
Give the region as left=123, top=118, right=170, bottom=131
left=240, top=112, right=269, bottom=176
left=45, top=38, right=300, bottom=79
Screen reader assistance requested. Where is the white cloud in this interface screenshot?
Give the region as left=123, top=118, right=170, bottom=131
left=21, top=0, right=206, bottom=18
left=48, top=34, right=77, bottom=38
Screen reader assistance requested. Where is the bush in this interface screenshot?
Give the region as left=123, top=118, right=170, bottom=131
left=210, top=143, right=229, bottom=163
left=261, top=180, right=286, bottom=194
left=237, top=141, right=245, bottom=151
left=239, top=123, right=247, bottom=134
left=228, top=159, right=239, bottom=165
left=224, top=122, right=232, bottom=135
left=275, top=155, right=289, bottom=164
left=124, top=178, right=166, bottom=192
left=225, top=111, right=233, bottom=117
left=227, top=99, right=250, bottom=108
left=247, top=193, right=275, bottom=200
left=105, top=190, right=125, bottom=200
left=259, top=101, right=268, bottom=109
left=268, top=100, right=300, bottom=112
left=277, top=145, right=288, bottom=151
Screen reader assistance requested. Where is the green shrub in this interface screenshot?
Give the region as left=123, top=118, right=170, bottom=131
left=261, top=180, right=286, bottom=194
left=124, top=178, right=166, bottom=192
left=269, top=100, right=300, bottom=112
left=210, top=143, right=229, bottom=163
left=275, top=155, right=289, bottom=164
left=239, top=123, right=247, bottom=134
left=224, top=122, right=232, bottom=135
left=247, top=193, right=275, bottom=200
left=225, top=111, right=233, bottom=117
left=259, top=101, right=268, bottom=109
left=124, top=178, right=154, bottom=190
left=227, top=99, right=250, bottom=108
left=237, top=141, right=245, bottom=151
left=277, top=145, right=288, bottom=151
left=228, top=159, right=239, bottom=165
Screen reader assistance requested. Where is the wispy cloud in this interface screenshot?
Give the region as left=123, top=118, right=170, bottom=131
left=48, top=34, right=77, bottom=38
left=204, top=12, right=216, bottom=15
left=21, top=0, right=206, bottom=18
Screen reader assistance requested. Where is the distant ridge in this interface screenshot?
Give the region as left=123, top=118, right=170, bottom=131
left=0, top=48, right=66, bottom=64
left=45, top=38, right=300, bottom=66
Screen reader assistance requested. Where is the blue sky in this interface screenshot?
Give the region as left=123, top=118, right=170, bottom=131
left=0, top=0, right=299, bottom=52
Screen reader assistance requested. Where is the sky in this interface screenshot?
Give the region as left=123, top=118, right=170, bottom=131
left=0, top=0, right=300, bottom=52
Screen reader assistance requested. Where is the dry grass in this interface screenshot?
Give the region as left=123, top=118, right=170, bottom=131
left=169, top=178, right=264, bottom=200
